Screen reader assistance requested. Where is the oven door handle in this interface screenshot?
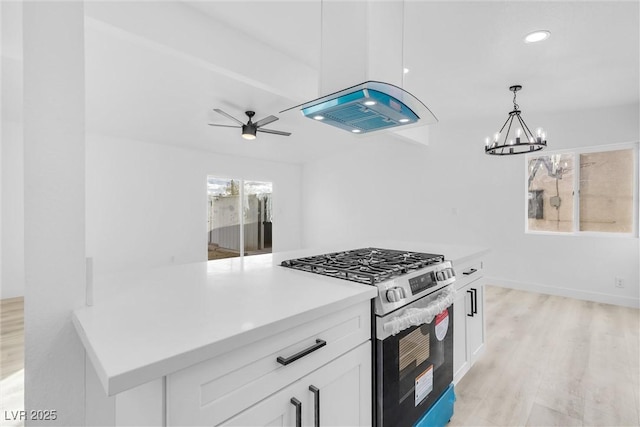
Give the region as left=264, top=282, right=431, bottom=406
left=382, top=286, right=456, bottom=336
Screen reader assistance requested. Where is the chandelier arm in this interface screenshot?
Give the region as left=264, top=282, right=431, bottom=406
left=497, top=115, right=511, bottom=134
left=516, top=113, right=536, bottom=141
left=503, top=115, right=515, bottom=146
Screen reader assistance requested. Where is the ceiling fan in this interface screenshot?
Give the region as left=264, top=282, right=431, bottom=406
left=208, top=109, right=291, bottom=140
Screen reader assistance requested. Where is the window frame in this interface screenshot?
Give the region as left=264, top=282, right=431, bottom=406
left=524, top=142, right=639, bottom=238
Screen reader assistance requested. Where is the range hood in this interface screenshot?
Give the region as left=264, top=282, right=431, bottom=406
left=281, top=81, right=437, bottom=134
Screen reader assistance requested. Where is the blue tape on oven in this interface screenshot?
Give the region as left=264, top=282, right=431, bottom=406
left=413, top=384, right=456, bottom=427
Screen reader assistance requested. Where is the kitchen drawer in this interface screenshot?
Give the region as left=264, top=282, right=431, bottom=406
left=166, top=301, right=371, bottom=426
left=453, top=258, right=484, bottom=291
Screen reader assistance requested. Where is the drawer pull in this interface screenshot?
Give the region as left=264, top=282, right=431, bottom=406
left=309, top=385, right=320, bottom=427
left=463, top=268, right=477, bottom=276
left=277, top=339, right=327, bottom=366
left=290, top=397, right=302, bottom=427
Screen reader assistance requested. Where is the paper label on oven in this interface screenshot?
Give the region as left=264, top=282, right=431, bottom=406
left=435, top=310, right=449, bottom=341
left=415, top=364, right=433, bottom=406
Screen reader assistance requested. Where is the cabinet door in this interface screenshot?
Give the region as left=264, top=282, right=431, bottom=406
left=302, top=341, right=371, bottom=427
left=452, top=288, right=470, bottom=383
left=224, top=342, right=371, bottom=427
left=224, top=381, right=306, bottom=427
left=467, top=282, right=485, bottom=363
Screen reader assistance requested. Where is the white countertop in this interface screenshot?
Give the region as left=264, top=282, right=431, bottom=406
left=73, top=242, right=488, bottom=396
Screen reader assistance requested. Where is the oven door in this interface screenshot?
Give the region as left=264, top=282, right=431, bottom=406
left=375, top=289, right=454, bottom=427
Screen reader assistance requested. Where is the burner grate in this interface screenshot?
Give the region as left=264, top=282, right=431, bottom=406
left=281, top=248, right=444, bottom=285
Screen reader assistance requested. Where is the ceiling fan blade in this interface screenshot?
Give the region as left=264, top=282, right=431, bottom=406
left=257, top=128, right=291, bottom=137
left=213, top=109, right=245, bottom=125
left=254, top=115, right=279, bottom=128
left=208, top=123, right=241, bottom=128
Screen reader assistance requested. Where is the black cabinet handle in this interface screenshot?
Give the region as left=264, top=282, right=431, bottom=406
left=277, top=339, right=327, bottom=366
left=309, top=385, right=320, bottom=427
left=467, top=290, right=474, bottom=317
left=290, top=397, right=302, bottom=427
left=463, top=268, right=477, bottom=276
left=471, top=288, right=478, bottom=314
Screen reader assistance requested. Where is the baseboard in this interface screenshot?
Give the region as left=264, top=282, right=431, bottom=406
left=485, top=276, right=639, bottom=309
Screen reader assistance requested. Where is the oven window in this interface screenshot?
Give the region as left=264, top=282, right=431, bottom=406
left=398, top=319, right=448, bottom=405
left=399, top=326, right=430, bottom=374
left=398, top=324, right=433, bottom=404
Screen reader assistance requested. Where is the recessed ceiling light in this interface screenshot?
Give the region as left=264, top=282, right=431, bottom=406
left=363, top=100, right=376, bottom=106
left=399, top=118, right=410, bottom=123
left=352, top=129, right=361, bottom=133
left=313, top=115, right=324, bottom=120
left=524, top=30, right=551, bottom=43
left=403, top=68, right=410, bottom=74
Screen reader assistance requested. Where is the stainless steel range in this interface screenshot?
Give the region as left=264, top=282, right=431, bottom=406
left=281, top=247, right=457, bottom=427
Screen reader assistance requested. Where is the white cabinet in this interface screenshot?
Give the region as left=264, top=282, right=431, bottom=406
left=225, top=342, right=371, bottom=427
left=84, top=360, right=164, bottom=427
left=167, top=301, right=372, bottom=426
left=453, top=259, right=486, bottom=384
left=466, top=283, right=484, bottom=364
left=453, top=288, right=470, bottom=381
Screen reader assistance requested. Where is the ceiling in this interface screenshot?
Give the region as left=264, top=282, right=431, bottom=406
left=2, top=1, right=639, bottom=163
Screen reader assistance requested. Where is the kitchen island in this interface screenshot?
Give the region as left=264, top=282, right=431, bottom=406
left=73, top=242, right=489, bottom=426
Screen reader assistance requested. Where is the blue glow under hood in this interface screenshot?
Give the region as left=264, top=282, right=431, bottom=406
left=281, top=81, right=437, bottom=134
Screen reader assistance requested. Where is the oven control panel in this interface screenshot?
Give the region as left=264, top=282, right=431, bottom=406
left=408, top=272, right=437, bottom=295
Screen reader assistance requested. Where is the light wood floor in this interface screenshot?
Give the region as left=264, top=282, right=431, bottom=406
left=1, top=297, right=23, bottom=380
left=1, top=290, right=639, bottom=426
left=451, top=286, right=640, bottom=427
left=1, top=297, right=24, bottom=427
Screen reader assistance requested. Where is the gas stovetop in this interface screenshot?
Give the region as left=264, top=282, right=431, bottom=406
left=280, top=247, right=444, bottom=285
left=281, top=248, right=455, bottom=316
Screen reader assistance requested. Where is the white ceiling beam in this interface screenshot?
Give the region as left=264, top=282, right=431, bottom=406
left=84, top=1, right=318, bottom=104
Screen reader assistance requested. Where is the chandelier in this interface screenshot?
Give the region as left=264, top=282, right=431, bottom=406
left=485, top=85, right=547, bottom=155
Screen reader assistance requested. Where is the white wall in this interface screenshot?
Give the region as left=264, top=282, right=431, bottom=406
left=86, top=133, right=302, bottom=283
left=302, top=103, right=640, bottom=307
left=23, top=2, right=86, bottom=424
left=1, top=131, right=302, bottom=300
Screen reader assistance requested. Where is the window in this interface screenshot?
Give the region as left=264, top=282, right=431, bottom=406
left=207, top=177, right=273, bottom=260
left=526, top=144, right=637, bottom=235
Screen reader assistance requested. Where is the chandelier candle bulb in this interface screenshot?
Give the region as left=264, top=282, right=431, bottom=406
left=516, top=128, right=522, bottom=143
left=485, top=137, right=490, bottom=147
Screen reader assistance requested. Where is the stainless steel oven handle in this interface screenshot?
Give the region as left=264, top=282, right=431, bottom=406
left=382, top=286, right=456, bottom=336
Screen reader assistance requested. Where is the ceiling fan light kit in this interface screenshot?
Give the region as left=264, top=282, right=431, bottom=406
left=209, top=109, right=291, bottom=140
left=484, top=85, right=547, bottom=156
